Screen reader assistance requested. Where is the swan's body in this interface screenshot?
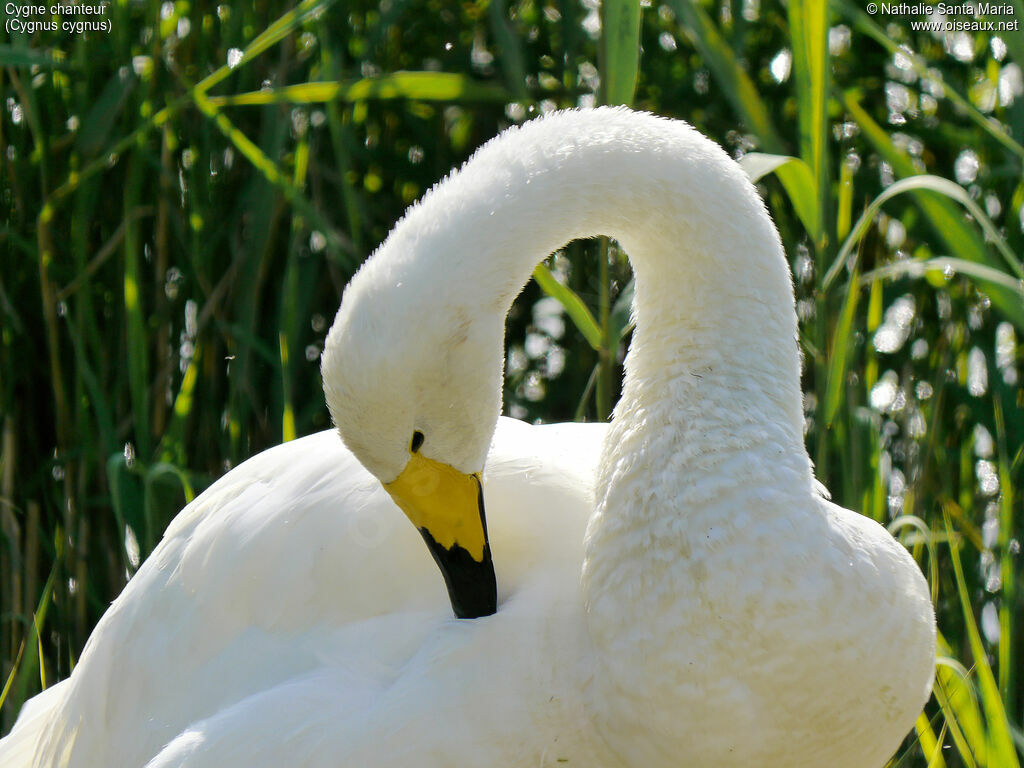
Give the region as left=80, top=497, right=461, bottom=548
left=0, top=108, right=935, bottom=768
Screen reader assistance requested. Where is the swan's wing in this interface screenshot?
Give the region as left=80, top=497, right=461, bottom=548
left=481, top=417, right=606, bottom=591
left=3, top=417, right=604, bottom=768
left=144, top=590, right=606, bottom=768
left=144, top=590, right=605, bottom=768
left=0, top=681, right=69, bottom=768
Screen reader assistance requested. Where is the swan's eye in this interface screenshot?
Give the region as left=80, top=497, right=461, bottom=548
left=410, top=430, right=425, bottom=453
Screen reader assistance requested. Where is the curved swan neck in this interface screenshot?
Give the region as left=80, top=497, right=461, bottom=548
left=392, top=109, right=803, bottom=440
left=331, top=108, right=808, bottom=476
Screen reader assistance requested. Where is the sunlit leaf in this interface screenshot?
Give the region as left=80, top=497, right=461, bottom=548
left=740, top=153, right=820, bottom=241
left=532, top=264, right=602, bottom=351
left=600, top=0, right=641, bottom=106
left=207, top=73, right=511, bottom=107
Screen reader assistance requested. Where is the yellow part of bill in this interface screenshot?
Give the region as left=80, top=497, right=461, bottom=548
left=384, top=453, right=486, bottom=561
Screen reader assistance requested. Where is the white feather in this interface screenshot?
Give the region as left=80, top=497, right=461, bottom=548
left=0, top=108, right=935, bottom=768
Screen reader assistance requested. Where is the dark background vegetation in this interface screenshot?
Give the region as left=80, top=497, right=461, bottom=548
left=2, top=0, right=1023, bottom=763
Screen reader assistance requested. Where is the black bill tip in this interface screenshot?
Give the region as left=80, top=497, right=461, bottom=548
left=418, top=528, right=497, bottom=619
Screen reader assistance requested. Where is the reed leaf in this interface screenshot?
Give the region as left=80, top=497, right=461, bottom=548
left=934, top=652, right=983, bottom=767
left=190, top=89, right=354, bottom=269
left=532, top=264, right=602, bottom=351
left=914, top=710, right=947, bottom=768
left=740, top=153, right=820, bottom=242
left=943, top=511, right=1019, bottom=767
left=862, top=258, right=1024, bottom=299
left=74, top=70, right=137, bottom=157
left=0, top=43, right=71, bottom=70
left=10, top=558, right=58, bottom=716
left=599, top=0, right=641, bottom=106
left=833, top=0, right=1024, bottom=161
left=206, top=73, right=512, bottom=108
left=827, top=174, right=1023, bottom=289
left=668, top=0, right=782, bottom=150
left=991, top=400, right=1016, bottom=716
left=786, top=0, right=829, bottom=247
left=193, top=0, right=343, bottom=97
left=841, top=92, right=1024, bottom=332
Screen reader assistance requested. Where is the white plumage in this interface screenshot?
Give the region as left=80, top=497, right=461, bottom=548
left=1, top=107, right=935, bottom=768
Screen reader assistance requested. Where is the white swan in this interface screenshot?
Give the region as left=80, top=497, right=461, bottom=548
left=0, top=107, right=935, bottom=768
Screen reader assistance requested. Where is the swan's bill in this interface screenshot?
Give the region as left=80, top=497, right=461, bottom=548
left=384, top=453, right=497, bottom=619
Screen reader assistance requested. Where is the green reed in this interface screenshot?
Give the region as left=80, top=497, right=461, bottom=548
left=1, top=3, right=1022, bottom=766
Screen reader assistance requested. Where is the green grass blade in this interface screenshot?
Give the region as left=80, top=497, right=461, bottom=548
left=943, top=510, right=1019, bottom=767
left=599, top=0, right=641, bottom=106
left=915, top=710, right=948, bottom=768
left=841, top=92, right=1024, bottom=332
left=609, top=277, right=635, bottom=342
left=0, top=638, right=24, bottom=715
left=827, top=173, right=1024, bottom=289
left=206, top=73, right=511, bottom=107
left=834, top=0, right=1024, bottom=161
left=278, top=123, right=311, bottom=446
left=190, top=89, right=355, bottom=269
left=837, top=152, right=855, bottom=242
left=595, top=238, right=613, bottom=420
left=887, top=515, right=939, bottom=605
left=574, top=363, right=600, bottom=423
left=40, top=0, right=339, bottom=212
left=532, top=264, right=602, bottom=351
left=829, top=172, right=1023, bottom=290
left=194, top=0, right=342, bottom=97
left=822, top=267, right=860, bottom=427
left=487, top=0, right=529, bottom=101
left=0, top=43, right=71, bottom=70
left=157, top=345, right=201, bottom=468
left=934, top=652, right=983, bottom=767
left=61, top=311, right=116, bottom=458
left=992, top=399, right=1016, bottom=717
left=123, top=159, right=151, bottom=459
left=33, top=615, right=45, bottom=690
left=75, top=69, right=137, bottom=157
left=825, top=100, right=1024, bottom=332
left=279, top=332, right=297, bottom=443
left=668, top=0, right=782, bottom=150
left=862, top=258, right=1024, bottom=299
left=10, top=556, right=59, bottom=714
left=740, top=153, right=820, bottom=242
left=38, top=96, right=189, bottom=212
left=143, top=464, right=195, bottom=551
left=319, top=41, right=367, bottom=258
left=786, top=0, right=829, bottom=246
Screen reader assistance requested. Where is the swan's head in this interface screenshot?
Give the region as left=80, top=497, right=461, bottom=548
left=320, top=246, right=505, bottom=619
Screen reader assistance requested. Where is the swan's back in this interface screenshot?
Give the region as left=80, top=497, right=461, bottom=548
left=1, top=107, right=934, bottom=768
left=2, top=418, right=604, bottom=768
